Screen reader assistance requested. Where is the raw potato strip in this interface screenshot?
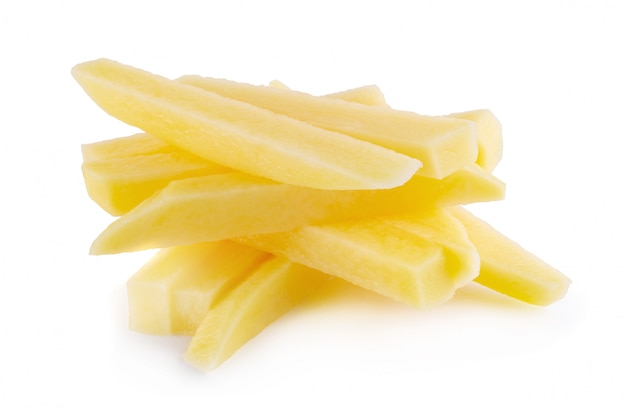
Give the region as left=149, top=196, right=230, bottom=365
left=179, top=74, right=476, bottom=179
left=451, top=207, right=571, bottom=306
left=382, top=210, right=480, bottom=289
left=236, top=209, right=480, bottom=308
left=127, top=241, right=269, bottom=335
left=269, top=81, right=501, bottom=173
left=81, top=132, right=180, bottom=162
left=81, top=83, right=389, bottom=162
left=82, top=152, right=230, bottom=216
left=184, top=256, right=331, bottom=370
left=71, top=59, right=421, bottom=190
left=269, top=80, right=389, bottom=106
left=324, top=85, right=389, bottom=107
left=448, top=109, right=503, bottom=172
left=89, top=165, right=505, bottom=255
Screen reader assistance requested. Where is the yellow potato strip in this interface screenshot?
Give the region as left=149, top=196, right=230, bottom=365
left=82, top=152, right=229, bottom=216
left=81, top=132, right=181, bottom=162
left=451, top=207, right=571, bottom=306
left=184, top=257, right=331, bottom=370
left=447, top=109, right=503, bottom=173
left=179, top=74, right=477, bottom=179
left=236, top=208, right=480, bottom=308
left=72, top=59, right=421, bottom=190
left=269, top=80, right=389, bottom=106
left=88, top=166, right=505, bottom=255
left=127, top=241, right=269, bottom=335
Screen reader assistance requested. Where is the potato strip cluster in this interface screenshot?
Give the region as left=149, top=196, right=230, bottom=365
left=74, top=58, right=570, bottom=371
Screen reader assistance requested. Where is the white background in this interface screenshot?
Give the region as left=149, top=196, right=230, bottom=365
left=1, top=1, right=625, bottom=416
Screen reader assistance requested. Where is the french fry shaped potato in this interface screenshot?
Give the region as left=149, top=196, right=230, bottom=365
left=89, top=166, right=505, bottom=255
left=179, top=74, right=477, bottom=179
left=72, top=59, right=421, bottom=190
left=237, top=208, right=480, bottom=308
left=451, top=207, right=571, bottom=306
left=184, top=256, right=331, bottom=370
left=127, top=241, right=269, bottom=335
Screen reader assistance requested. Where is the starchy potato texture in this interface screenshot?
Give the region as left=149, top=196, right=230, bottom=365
left=75, top=59, right=570, bottom=371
